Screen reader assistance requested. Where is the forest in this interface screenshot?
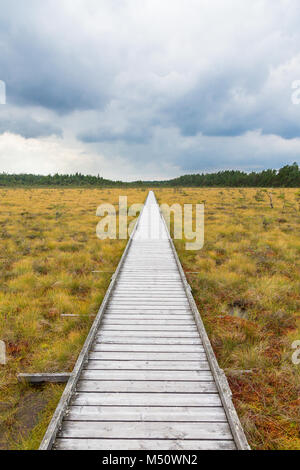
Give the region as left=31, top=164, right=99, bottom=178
left=0, top=162, right=299, bottom=187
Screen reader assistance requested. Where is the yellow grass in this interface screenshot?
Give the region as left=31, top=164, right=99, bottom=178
left=0, top=188, right=146, bottom=449
left=0, top=187, right=299, bottom=450
left=156, top=187, right=300, bottom=450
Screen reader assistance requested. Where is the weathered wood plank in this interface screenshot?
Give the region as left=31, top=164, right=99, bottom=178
left=100, top=325, right=197, bottom=332
left=96, top=336, right=202, bottom=345
left=81, top=370, right=213, bottom=381
left=59, top=422, right=231, bottom=440
left=77, top=380, right=217, bottom=393
left=104, top=309, right=192, bottom=315
left=102, top=319, right=195, bottom=325
left=18, top=373, right=71, bottom=384
left=97, top=331, right=199, bottom=337
left=107, top=306, right=190, bottom=311
left=66, top=405, right=225, bottom=421
left=88, top=352, right=206, bottom=361
left=72, top=393, right=220, bottom=407
left=103, top=315, right=192, bottom=320
left=85, top=360, right=210, bottom=370
left=111, top=298, right=187, bottom=301
left=115, top=284, right=183, bottom=287
left=55, top=439, right=236, bottom=450
left=111, top=301, right=187, bottom=305
left=93, top=343, right=205, bottom=352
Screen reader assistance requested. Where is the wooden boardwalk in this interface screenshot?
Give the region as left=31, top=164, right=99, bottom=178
left=40, top=191, right=249, bottom=450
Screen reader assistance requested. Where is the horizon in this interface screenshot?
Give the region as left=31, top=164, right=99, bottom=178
left=0, top=161, right=298, bottom=182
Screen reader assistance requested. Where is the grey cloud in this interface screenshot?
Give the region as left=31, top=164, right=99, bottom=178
left=0, top=2, right=114, bottom=114
left=163, top=66, right=300, bottom=140
left=78, top=125, right=154, bottom=144
left=0, top=116, right=62, bottom=139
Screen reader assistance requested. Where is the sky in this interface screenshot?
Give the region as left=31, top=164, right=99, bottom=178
left=0, top=0, right=300, bottom=180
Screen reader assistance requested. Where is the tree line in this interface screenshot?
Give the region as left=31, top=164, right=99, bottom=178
left=0, top=163, right=299, bottom=188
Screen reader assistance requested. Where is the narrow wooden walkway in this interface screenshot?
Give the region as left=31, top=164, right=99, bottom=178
left=40, top=191, right=249, bottom=450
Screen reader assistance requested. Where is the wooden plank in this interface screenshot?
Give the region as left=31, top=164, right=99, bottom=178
left=115, top=283, right=183, bottom=287
left=109, top=300, right=189, bottom=303
left=85, top=360, right=210, bottom=370
left=77, top=380, right=217, bottom=393
left=106, top=306, right=190, bottom=311
left=118, top=277, right=181, bottom=280
left=59, top=422, right=231, bottom=440
left=119, top=269, right=179, bottom=271
left=81, top=370, right=213, bottom=381
left=121, top=272, right=179, bottom=274
left=117, top=277, right=181, bottom=280
left=88, top=352, right=207, bottom=361
left=55, top=438, right=236, bottom=450
left=118, top=262, right=180, bottom=265
left=97, top=330, right=199, bottom=337
left=111, top=286, right=181, bottom=298
left=66, top=405, right=225, bottom=421
left=18, top=373, right=71, bottom=384
left=118, top=278, right=182, bottom=280
left=105, top=309, right=192, bottom=315
left=116, top=278, right=182, bottom=281
left=113, top=287, right=185, bottom=290
left=109, top=295, right=189, bottom=302
left=102, top=318, right=194, bottom=324
left=108, top=305, right=190, bottom=310
left=103, top=317, right=194, bottom=323
left=111, top=296, right=187, bottom=300
left=72, top=393, right=220, bottom=407
left=121, top=268, right=178, bottom=271
left=121, top=265, right=178, bottom=268
left=92, top=343, right=205, bottom=352
left=113, top=291, right=186, bottom=294
left=96, top=336, right=202, bottom=345
left=100, top=325, right=197, bottom=332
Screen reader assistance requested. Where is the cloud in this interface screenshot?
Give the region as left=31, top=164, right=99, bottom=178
left=0, top=132, right=136, bottom=179
left=0, top=116, right=62, bottom=139
left=0, top=0, right=300, bottom=178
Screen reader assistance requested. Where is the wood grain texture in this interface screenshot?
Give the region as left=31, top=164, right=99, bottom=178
left=76, top=380, right=217, bottom=393
left=92, top=343, right=205, bottom=352
left=65, top=405, right=226, bottom=422
left=59, top=421, right=232, bottom=440
left=85, top=360, right=211, bottom=370
left=80, top=370, right=213, bottom=381
left=55, top=439, right=236, bottom=450
left=71, top=392, right=221, bottom=407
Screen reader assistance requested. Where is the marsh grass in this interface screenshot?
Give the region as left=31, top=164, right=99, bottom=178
left=0, top=188, right=145, bottom=449
left=156, top=187, right=300, bottom=450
